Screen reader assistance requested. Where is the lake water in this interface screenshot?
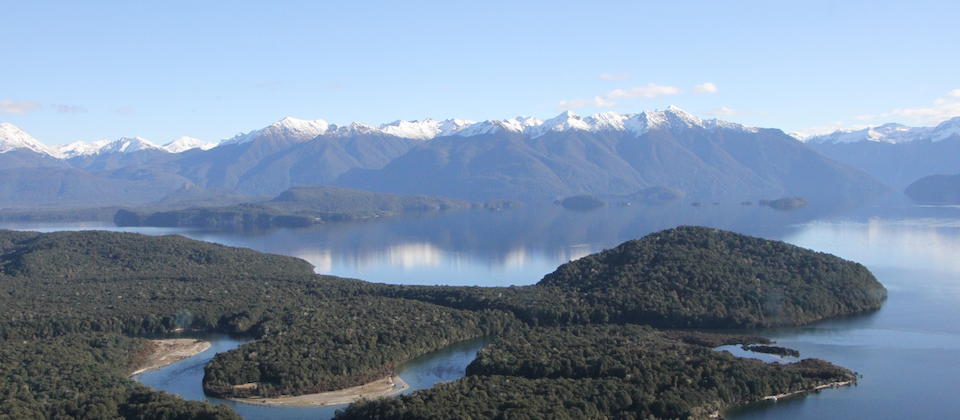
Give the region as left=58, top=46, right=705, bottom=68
left=6, top=200, right=960, bottom=418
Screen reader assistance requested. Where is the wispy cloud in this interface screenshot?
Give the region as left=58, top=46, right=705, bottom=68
left=0, top=100, right=41, bottom=115
left=857, top=89, right=960, bottom=126
left=795, top=88, right=960, bottom=139
left=599, top=73, right=632, bottom=81
left=54, top=104, right=87, bottom=114
left=694, top=82, right=718, bottom=94
left=558, top=83, right=680, bottom=110
left=707, top=106, right=739, bottom=116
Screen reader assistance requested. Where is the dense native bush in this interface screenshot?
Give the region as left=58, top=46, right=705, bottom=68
left=0, top=227, right=882, bottom=419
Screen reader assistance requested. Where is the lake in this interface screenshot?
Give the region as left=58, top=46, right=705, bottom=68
left=5, top=200, right=960, bottom=418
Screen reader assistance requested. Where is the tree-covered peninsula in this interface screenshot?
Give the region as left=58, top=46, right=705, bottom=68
left=0, top=226, right=885, bottom=419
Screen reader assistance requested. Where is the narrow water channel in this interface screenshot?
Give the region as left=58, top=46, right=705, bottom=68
left=133, top=336, right=489, bottom=420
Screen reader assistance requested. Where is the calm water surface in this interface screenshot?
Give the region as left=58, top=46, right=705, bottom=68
left=6, top=201, right=960, bottom=419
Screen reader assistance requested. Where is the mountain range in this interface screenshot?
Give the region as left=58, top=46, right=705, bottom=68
left=0, top=107, right=895, bottom=209
left=803, top=117, right=960, bottom=189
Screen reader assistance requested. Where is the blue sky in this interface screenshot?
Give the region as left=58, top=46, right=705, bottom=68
left=2, top=0, right=958, bottom=145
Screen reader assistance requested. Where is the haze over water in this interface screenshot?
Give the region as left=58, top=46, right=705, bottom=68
left=5, top=201, right=960, bottom=419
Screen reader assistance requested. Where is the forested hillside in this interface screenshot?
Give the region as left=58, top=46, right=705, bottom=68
left=0, top=227, right=884, bottom=419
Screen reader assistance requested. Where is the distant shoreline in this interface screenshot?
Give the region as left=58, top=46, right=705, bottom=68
left=229, top=375, right=409, bottom=407
left=130, top=338, right=211, bottom=377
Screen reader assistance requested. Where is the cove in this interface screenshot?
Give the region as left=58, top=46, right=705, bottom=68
left=133, top=335, right=489, bottom=420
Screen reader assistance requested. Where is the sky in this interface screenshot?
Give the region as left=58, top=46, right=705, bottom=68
left=1, top=0, right=959, bottom=145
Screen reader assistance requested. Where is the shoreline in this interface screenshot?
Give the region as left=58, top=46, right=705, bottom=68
left=711, top=379, right=855, bottom=418
left=130, top=338, right=212, bottom=377
left=229, top=375, right=409, bottom=407
left=761, top=380, right=855, bottom=401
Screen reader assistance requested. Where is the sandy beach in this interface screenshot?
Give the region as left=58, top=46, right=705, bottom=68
left=130, top=338, right=211, bottom=376
left=230, top=375, right=409, bottom=407
left=762, top=380, right=855, bottom=401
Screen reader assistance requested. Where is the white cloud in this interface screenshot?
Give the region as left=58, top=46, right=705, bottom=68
left=706, top=106, right=739, bottom=116
left=800, top=88, right=960, bottom=136
left=694, top=82, right=718, bottom=94
left=599, top=73, right=632, bottom=81
left=0, top=100, right=41, bottom=115
left=869, top=89, right=960, bottom=125
left=557, top=83, right=680, bottom=110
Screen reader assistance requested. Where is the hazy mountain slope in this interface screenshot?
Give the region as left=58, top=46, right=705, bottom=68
left=904, top=173, right=960, bottom=204
left=0, top=167, right=194, bottom=209
left=809, top=139, right=960, bottom=189
left=338, top=122, right=886, bottom=203
left=806, top=117, right=960, bottom=189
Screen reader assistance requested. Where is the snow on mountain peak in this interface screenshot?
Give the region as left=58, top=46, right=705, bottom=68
left=623, top=106, right=704, bottom=136
left=805, top=118, right=960, bottom=145
left=163, top=136, right=216, bottom=153
left=0, top=123, right=60, bottom=157
left=530, top=111, right=591, bottom=138
left=269, top=117, right=330, bottom=137
left=378, top=118, right=476, bottom=140
left=930, top=116, right=960, bottom=141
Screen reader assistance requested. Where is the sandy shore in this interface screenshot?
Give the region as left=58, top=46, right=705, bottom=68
left=761, top=380, right=855, bottom=401
left=130, top=338, right=211, bottom=376
left=230, top=375, right=409, bottom=407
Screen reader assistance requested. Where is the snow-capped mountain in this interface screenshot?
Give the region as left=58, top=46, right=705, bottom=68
left=450, top=106, right=756, bottom=139
left=806, top=117, right=960, bottom=144
left=163, top=136, right=216, bottom=153
left=221, top=117, right=331, bottom=145
left=0, top=123, right=61, bottom=157
left=58, top=137, right=162, bottom=158
left=378, top=118, right=475, bottom=140
left=213, top=106, right=755, bottom=144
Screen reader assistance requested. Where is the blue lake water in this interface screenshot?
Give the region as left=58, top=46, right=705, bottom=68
left=6, top=201, right=960, bottom=418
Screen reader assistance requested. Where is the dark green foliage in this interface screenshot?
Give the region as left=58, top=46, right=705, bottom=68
left=337, top=325, right=855, bottom=420
left=0, top=334, right=239, bottom=420
left=203, top=298, right=516, bottom=398
left=0, top=226, right=884, bottom=419
left=538, top=226, right=886, bottom=327
left=742, top=344, right=800, bottom=357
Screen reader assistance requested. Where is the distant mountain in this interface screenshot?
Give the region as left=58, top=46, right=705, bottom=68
left=0, top=108, right=889, bottom=208
left=904, top=173, right=960, bottom=205
left=0, top=122, right=61, bottom=157
left=338, top=107, right=887, bottom=204
left=806, top=117, right=960, bottom=189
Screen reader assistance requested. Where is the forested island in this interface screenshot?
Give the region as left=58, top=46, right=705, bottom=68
left=114, top=185, right=517, bottom=229
left=0, top=226, right=885, bottom=419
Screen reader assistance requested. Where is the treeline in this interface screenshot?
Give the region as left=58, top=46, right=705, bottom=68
left=336, top=325, right=855, bottom=419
